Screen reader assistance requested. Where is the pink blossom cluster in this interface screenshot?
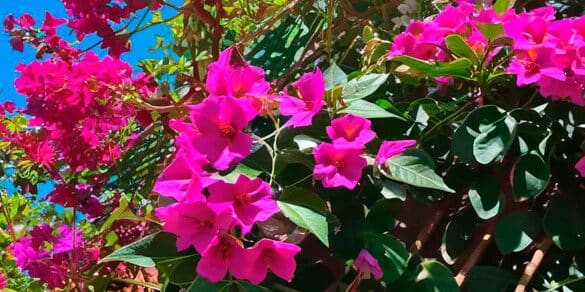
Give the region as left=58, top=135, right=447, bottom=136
left=388, top=2, right=496, bottom=62
left=313, top=114, right=416, bottom=190
left=4, top=12, right=81, bottom=61
left=15, top=51, right=155, bottom=172
left=8, top=224, right=99, bottom=289
left=389, top=2, right=585, bottom=105
left=153, top=48, right=307, bottom=284
left=502, top=7, right=585, bottom=105
left=60, top=0, right=162, bottom=57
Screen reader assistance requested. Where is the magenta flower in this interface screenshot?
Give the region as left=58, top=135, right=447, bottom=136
left=0, top=273, right=6, bottom=289
left=354, top=249, right=383, bottom=280
left=313, top=143, right=367, bottom=190
left=153, top=149, right=208, bottom=202
left=326, top=114, right=376, bottom=147
left=186, top=95, right=257, bottom=171
left=206, top=47, right=270, bottom=98
left=280, top=68, right=326, bottom=128
left=233, top=239, right=301, bottom=284
left=576, top=157, right=585, bottom=177
left=196, top=234, right=247, bottom=282
left=375, top=140, right=417, bottom=165
left=207, top=175, right=279, bottom=234
left=158, top=201, right=233, bottom=253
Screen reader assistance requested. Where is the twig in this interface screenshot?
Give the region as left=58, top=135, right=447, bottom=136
left=409, top=195, right=458, bottom=254
left=514, top=238, right=554, bottom=292
left=455, top=220, right=497, bottom=286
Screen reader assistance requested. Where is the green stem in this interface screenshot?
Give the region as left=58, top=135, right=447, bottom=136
left=418, top=101, right=475, bottom=141
left=111, top=278, right=162, bottom=290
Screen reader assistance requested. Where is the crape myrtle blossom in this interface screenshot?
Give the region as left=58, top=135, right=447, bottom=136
left=280, top=68, right=326, bottom=128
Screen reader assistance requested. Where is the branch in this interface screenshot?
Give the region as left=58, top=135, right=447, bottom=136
left=455, top=219, right=497, bottom=286
left=514, top=238, right=554, bottom=292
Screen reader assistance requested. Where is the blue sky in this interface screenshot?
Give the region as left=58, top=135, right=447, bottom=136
left=0, top=1, right=177, bottom=107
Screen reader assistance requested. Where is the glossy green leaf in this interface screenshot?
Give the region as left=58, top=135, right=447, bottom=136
left=544, top=196, right=585, bottom=250
left=473, top=115, right=517, bottom=165
left=339, top=100, right=397, bottom=119
left=365, top=199, right=396, bottom=233
left=342, top=73, right=389, bottom=102
left=324, top=62, right=347, bottom=91
left=465, top=266, right=516, bottom=292
left=277, top=201, right=329, bottom=247
left=469, top=176, right=504, bottom=219
left=495, top=211, right=541, bottom=254
left=392, top=56, right=473, bottom=79
left=384, top=149, right=455, bottom=193
left=414, top=261, right=459, bottom=292
left=445, top=34, right=479, bottom=65
left=365, top=232, right=409, bottom=282
left=512, top=153, right=550, bottom=200
left=494, top=0, right=515, bottom=14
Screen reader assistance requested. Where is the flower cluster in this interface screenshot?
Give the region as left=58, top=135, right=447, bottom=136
left=8, top=224, right=99, bottom=289
left=389, top=2, right=585, bottom=106
left=4, top=12, right=81, bottom=61
left=154, top=48, right=304, bottom=284
left=61, top=0, right=162, bottom=57
left=15, top=52, right=155, bottom=172
left=313, top=114, right=416, bottom=190
left=502, top=7, right=585, bottom=105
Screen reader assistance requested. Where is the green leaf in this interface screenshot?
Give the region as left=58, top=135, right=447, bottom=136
left=324, top=62, right=347, bottom=91
left=414, top=261, right=459, bottom=292
left=342, top=73, right=389, bottom=102
left=473, top=115, right=517, bottom=164
left=495, top=211, right=541, bottom=254
left=544, top=196, right=585, bottom=250
left=169, top=256, right=199, bottom=285
left=365, top=232, right=409, bottom=282
left=339, top=100, right=397, bottom=119
left=494, top=0, right=515, bottom=14
left=445, top=34, right=480, bottom=65
left=217, top=163, right=262, bottom=183
left=278, top=187, right=327, bottom=215
left=477, top=23, right=505, bottom=41
left=384, top=149, right=455, bottom=193
left=512, top=153, right=550, bottom=201
left=392, top=56, right=473, bottom=79
left=451, top=125, right=479, bottom=164
left=293, top=134, right=321, bottom=151
left=99, top=232, right=184, bottom=267
left=469, top=176, right=505, bottom=219
left=381, top=180, right=407, bottom=201
left=465, top=266, right=516, bottom=292
left=277, top=201, right=329, bottom=247
left=442, top=208, right=479, bottom=262
left=365, top=199, right=396, bottom=233
left=99, top=198, right=140, bottom=233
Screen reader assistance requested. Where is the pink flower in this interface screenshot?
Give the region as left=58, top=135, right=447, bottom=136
left=41, top=12, right=67, bottom=36
left=206, top=47, right=270, bottom=98
left=0, top=273, right=6, bottom=289
left=375, top=140, right=417, bottom=165
left=354, top=249, right=383, bottom=280
left=313, top=143, right=367, bottom=190
left=18, top=13, right=35, bottom=28
left=186, top=96, right=257, bottom=171
left=4, top=14, right=15, bottom=31
left=207, top=175, right=279, bottom=234
left=233, top=239, right=301, bottom=284
left=326, top=114, right=376, bottom=147
left=153, top=149, right=208, bottom=202
left=576, top=157, right=585, bottom=177
left=280, top=69, right=326, bottom=128
left=196, top=234, right=247, bottom=282
left=158, top=201, right=233, bottom=253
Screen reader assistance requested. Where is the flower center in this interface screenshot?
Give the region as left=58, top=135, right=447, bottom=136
left=334, top=160, right=345, bottom=170
left=262, top=249, right=275, bottom=264
left=234, top=193, right=251, bottom=208
left=525, top=62, right=539, bottom=75
left=219, top=124, right=237, bottom=138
